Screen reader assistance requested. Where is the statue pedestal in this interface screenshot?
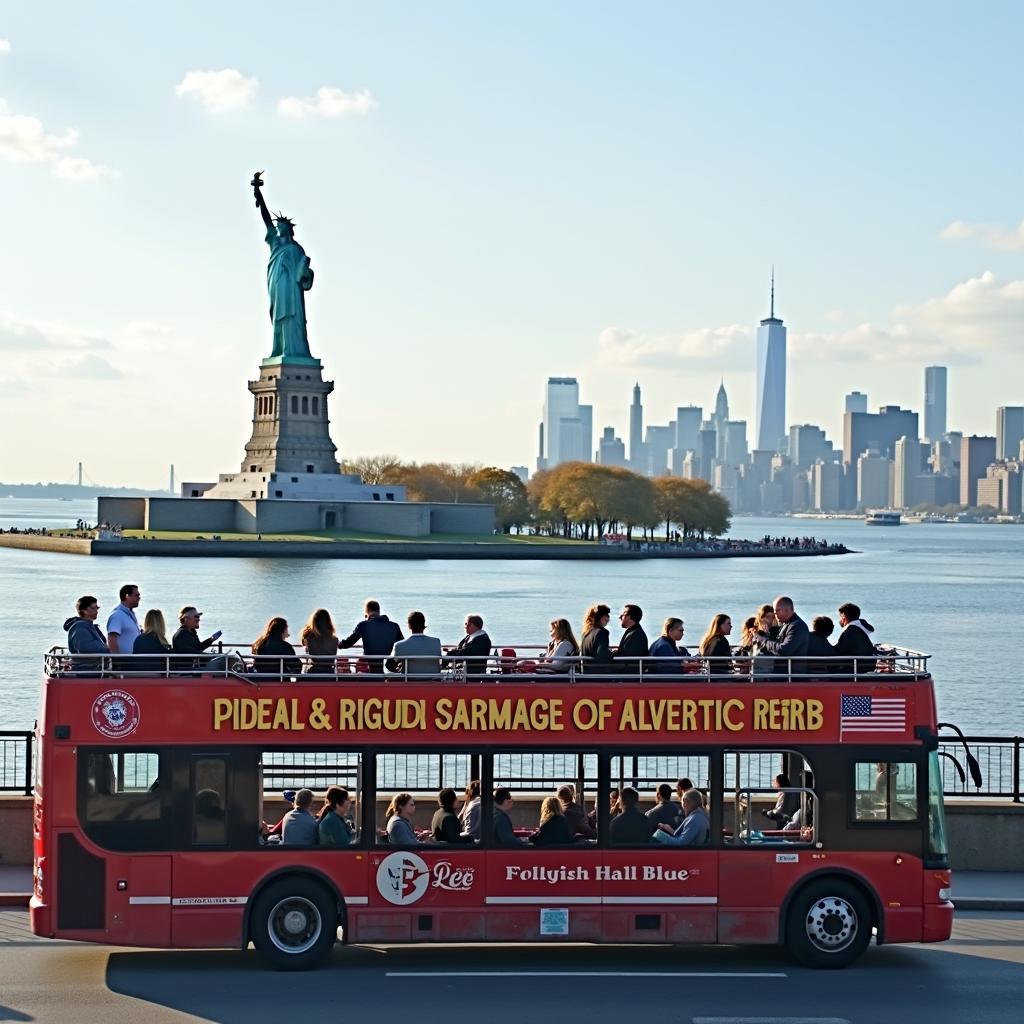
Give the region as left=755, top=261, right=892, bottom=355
left=260, top=354, right=322, bottom=369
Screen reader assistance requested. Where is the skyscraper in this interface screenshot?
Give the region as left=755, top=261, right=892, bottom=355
left=629, top=382, right=644, bottom=470
left=845, top=391, right=868, bottom=415
left=924, top=366, right=948, bottom=442
left=843, top=405, right=919, bottom=464
left=755, top=271, right=787, bottom=453
left=539, top=377, right=592, bottom=469
left=996, top=406, right=1024, bottom=461
left=959, top=435, right=997, bottom=507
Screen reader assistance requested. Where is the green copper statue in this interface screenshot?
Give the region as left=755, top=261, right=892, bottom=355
left=252, top=171, right=315, bottom=362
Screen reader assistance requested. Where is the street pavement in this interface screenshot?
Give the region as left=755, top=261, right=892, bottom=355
left=1, top=910, right=1022, bottom=1024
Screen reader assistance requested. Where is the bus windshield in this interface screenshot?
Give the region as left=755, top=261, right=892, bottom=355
left=927, top=750, right=949, bottom=862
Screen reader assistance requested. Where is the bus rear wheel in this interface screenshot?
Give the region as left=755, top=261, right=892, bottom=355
left=785, top=879, right=872, bottom=969
left=251, top=877, right=337, bottom=970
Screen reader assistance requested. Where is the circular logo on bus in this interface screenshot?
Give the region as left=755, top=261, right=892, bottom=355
left=91, top=690, right=141, bottom=739
left=376, top=851, right=430, bottom=906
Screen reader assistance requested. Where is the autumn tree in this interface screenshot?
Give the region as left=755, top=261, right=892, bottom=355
left=466, top=467, right=530, bottom=532
left=340, top=454, right=405, bottom=485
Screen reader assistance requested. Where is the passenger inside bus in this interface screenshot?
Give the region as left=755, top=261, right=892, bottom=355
left=318, top=786, right=356, bottom=846
left=529, top=796, right=573, bottom=846
left=432, top=788, right=473, bottom=843
left=655, top=789, right=710, bottom=846
left=608, top=787, right=653, bottom=844
left=492, top=788, right=527, bottom=847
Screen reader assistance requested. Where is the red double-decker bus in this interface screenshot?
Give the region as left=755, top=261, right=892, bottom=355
left=31, top=646, right=953, bottom=970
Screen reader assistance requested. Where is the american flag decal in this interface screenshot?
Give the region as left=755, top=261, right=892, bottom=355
left=840, top=695, right=907, bottom=737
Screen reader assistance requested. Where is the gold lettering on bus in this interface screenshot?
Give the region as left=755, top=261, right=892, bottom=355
left=752, top=697, right=823, bottom=732
left=212, top=697, right=307, bottom=731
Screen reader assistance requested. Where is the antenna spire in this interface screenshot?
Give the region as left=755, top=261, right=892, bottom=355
left=770, top=265, right=775, bottom=319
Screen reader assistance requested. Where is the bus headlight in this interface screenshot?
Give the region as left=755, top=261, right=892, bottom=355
left=938, top=886, right=951, bottom=901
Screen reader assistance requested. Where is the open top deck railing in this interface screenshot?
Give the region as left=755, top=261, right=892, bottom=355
left=43, top=643, right=932, bottom=684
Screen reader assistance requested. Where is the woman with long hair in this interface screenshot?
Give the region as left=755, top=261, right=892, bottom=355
left=252, top=617, right=302, bottom=678
left=579, top=604, right=613, bottom=675
left=300, top=608, right=339, bottom=674
left=132, top=609, right=172, bottom=672
left=699, top=613, right=733, bottom=674
left=432, top=788, right=472, bottom=843
left=530, top=795, right=572, bottom=846
left=385, top=792, right=426, bottom=845
left=318, top=786, right=355, bottom=846
left=459, top=779, right=482, bottom=839
left=536, top=618, right=581, bottom=673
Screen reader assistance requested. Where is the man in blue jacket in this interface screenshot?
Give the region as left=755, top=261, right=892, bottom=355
left=340, top=599, right=404, bottom=666
left=63, top=595, right=109, bottom=674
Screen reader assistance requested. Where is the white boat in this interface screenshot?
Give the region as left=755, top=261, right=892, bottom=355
left=865, top=510, right=901, bottom=526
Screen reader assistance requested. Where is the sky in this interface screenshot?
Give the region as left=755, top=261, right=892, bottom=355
left=2, top=2, right=1024, bottom=487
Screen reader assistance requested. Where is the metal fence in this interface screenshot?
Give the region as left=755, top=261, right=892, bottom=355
left=2, top=730, right=1020, bottom=801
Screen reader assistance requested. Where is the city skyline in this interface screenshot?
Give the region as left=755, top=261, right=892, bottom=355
left=3, top=4, right=1024, bottom=486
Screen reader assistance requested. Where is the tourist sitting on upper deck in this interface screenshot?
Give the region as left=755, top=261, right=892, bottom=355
left=388, top=610, right=443, bottom=677
left=318, top=786, right=356, bottom=846
left=432, top=788, right=473, bottom=843
left=557, top=784, right=596, bottom=839
left=339, top=600, right=404, bottom=666
left=251, top=617, right=303, bottom=677
left=530, top=796, right=573, bottom=846
left=172, top=606, right=222, bottom=669
left=386, top=792, right=429, bottom=845
left=699, top=613, right=734, bottom=674
left=616, top=604, right=649, bottom=676
left=807, top=616, right=837, bottom=675
left=447, top=614, right=491, bottom=677
left=106, top=584, right=142, bottom=656
left=609, top=787, right=653, bottom=845
left=492, top=788, right=527, bottom=847
left=64, top=595, right=108, bottom=673
left=762, top=773, right=800, bottom=827
left=460, top=780, right=482, bottom=839
left=301, top=608, right=339, bottom=674
left=535, top=618, right=580, bottom=673
left=646, top=783, right=683, bottom=829
left=656, top=789, right=710, bottom=846
left=580, top=604, right=613, bottom=674
left=833, top=603, right=877, bottom=676
left=281, top=789, right=319, bottom=845
left=753, top=597, right=809, bottom=674
left=132, top=609, right=172, bottom=672
left=648, top=617, right=692, bottom=673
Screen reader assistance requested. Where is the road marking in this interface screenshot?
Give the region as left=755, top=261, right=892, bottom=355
left=386, top=971, right=786, bottom=978
left=693, top=1017, right=851, bottom=1024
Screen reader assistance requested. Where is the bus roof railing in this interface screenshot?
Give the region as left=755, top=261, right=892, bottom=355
left=44, top=644, right=932, bottom=684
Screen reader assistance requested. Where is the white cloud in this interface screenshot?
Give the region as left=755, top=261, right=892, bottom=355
left=938, top=218, right=1024, bottom=251
left=0, top=98, right=114, bottom=180
left=598, top=324, right=752, bottom=368
left=55, top=354, right=123, bottom=380
left=53, top=155, right=116, bottom=181
left=0, top=310, right=111, bottom=352
left=277, top=86, right=377, bottom=119
left=0, top=39, right=10, bottom=54
left=175, top=68, right=257, bottom=113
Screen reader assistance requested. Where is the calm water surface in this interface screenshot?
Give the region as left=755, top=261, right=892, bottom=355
left=1, top=499, right=1022, bottom=733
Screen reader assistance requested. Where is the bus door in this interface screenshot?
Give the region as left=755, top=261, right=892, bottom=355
left=76, top=747, right=172, bottom=946
left=718, top=749, right=817, bottom=944
left=364, top=752, right=486, bottom=943
left=169, top=750, right=258, bottom=948
left=484, top=750, right=602, bottom=942
left=602, top=753, right=718, bottom=943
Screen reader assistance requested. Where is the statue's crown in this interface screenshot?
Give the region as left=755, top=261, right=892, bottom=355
left=274, top=212, right=295, bottom=229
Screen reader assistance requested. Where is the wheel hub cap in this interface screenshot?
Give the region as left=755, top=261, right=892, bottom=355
left=805, top=896, right=857, bottom=952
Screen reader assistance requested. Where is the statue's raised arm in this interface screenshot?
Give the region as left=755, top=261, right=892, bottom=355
left=251, top=171, right=273, bottom=232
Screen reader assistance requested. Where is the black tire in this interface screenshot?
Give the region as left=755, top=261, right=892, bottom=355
left=785, top=878, right=873, bottom=969
left=250, top=877, right=338, bottom=970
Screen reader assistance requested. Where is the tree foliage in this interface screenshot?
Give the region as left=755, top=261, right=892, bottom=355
left=466, top=467, right=530, bottom=532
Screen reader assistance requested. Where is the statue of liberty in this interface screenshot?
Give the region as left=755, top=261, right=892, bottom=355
left=251, top=172, right=316, bottom=362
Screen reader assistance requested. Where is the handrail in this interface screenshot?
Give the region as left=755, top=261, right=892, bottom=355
left=43, top=644, right=932, bottom=684
left=2, top=730, right=1021, bottom=800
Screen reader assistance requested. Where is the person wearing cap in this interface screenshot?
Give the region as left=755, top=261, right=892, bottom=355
left=171, top=606, right=222, bottom=670
left=280, top=789, right=319, bottom=846
left=261, top=790, right=298, bottom=840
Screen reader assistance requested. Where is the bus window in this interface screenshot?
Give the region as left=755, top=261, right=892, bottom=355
left=726, top=750, right=815, bottom=845
left=192, top=758, right=227, bottom=845
left=493, top=751, right=600, bottom=845
left=78, top=749, right=168, bottom=851
left=853, top=761, right=918, bottom=822
left=376, top=753, right=476, bottom=846
left=260, top=750, right=362, bottom=846
left=609, top=754, right=710, bottom=845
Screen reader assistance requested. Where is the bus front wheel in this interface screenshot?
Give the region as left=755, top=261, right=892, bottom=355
left=251, top=877, right=338, bottom=970
left=785, top=878, right=872, bottom=969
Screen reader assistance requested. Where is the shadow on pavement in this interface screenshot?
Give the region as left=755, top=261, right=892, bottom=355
left=0, top=1007, right=33, bottom=1022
